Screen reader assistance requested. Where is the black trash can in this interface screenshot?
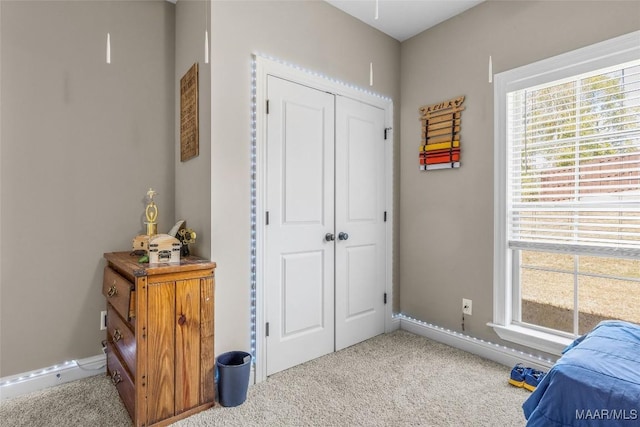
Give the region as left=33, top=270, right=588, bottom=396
left=216, top=351, right=252, bottom=407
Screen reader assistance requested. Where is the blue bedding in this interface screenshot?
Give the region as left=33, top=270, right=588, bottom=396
left=523, top=321, right=640, bottom=426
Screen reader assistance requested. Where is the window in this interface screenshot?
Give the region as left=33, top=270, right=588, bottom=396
left=492, top=31, right=640, bottom=354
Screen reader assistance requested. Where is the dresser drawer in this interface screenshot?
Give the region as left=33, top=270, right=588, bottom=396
left=107, top=342, right=135, bottom=421
left=107, top=306, right=136, bottom=378
left=103, top=267, right=135, bottom=321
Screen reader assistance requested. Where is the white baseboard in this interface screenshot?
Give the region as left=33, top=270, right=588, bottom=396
left=397, top=314, right=555, bottom=372
left=1, top=352, right=254, bottom=402
left=2, top=317, right=553, bottom=401
left=0, top=354, right=106, bottom=401
left=249, top=363, right=256, bottom=386
left=386, top=314, right=401, bottom=332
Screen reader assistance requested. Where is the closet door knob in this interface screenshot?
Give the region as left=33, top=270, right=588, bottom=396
left=325, top=233, right=335, bottom=242
left=338, top=232, right=349, bottom=241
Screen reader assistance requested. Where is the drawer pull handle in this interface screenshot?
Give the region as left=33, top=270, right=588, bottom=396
left=107, top=284, right=118, bottom=297
left=112, top=328, right=123, bottom=342
left=111, top=370, right=122, bottom=386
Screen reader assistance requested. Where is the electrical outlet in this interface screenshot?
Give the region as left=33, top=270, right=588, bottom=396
left=462, top=298, right=472, bottom=315
left=100, top=310, right=107, bottom=330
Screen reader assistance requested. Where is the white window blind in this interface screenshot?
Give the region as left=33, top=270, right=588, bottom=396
left=506, top=60, right=640, bottom=258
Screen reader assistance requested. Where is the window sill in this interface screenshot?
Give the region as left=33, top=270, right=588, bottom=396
left=488, top=322, right=573, bottom=356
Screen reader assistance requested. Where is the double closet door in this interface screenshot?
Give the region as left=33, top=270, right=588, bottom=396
left=265, top=76, right=386, bottom=376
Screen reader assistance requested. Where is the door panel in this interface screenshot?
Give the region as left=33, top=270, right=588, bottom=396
left=265, top=76, right=335, bottom=376
left=345, top=245, right=378, bottom=318
left=282, top=251, right=326, bottom=336
left=346, top=116, right=378, bottom=222
left=282, top=102, right=326, bottom=224
left=335, top=96, right=386, bottom=351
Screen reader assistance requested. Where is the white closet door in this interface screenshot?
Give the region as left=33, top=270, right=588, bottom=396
left=334, top=96, right=386, bottom=351
left=265, top=76, right=335, bottom=376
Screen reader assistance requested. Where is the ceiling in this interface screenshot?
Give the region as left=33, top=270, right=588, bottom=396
left=325, top=0, right=484, bottom=42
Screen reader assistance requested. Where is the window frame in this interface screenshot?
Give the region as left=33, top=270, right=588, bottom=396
left=491, top=30, right=640, bottom=355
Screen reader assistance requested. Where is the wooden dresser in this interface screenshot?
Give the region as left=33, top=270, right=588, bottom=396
left=103, top=251, right=216, bottom=427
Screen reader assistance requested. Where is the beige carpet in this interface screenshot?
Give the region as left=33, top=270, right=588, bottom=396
left=1, top=330, right=530, bottom=426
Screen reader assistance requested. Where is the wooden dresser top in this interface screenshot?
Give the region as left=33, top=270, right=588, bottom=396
left=104, top=251, right=216, bottom=278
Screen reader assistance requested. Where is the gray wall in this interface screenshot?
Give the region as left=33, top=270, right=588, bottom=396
left=400, top=0, right=640, bottom=351
left=207, top=0, right=401, bottom=355
left=0, top=0, right=175, bottom=376
left=0, top=0, right=3, bottom=380
left=174, top=0, right=211, bottom=260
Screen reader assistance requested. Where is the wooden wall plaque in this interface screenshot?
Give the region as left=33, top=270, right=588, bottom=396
left=180, top=63, right=199, bottom=162
left=418, top=96, right=465, bottom=171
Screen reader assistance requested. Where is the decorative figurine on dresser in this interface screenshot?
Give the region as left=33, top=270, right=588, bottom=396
left=104, top=189, right=215, bottom=426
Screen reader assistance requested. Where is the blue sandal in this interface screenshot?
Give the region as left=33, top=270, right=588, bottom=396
left=509, top=363, right=531, bottom=388
left=524, top=369, right=547, bottom=392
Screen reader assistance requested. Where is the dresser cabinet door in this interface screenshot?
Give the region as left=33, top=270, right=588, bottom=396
left=146, top=280, right=176, bottom=424
left=144, top=276, right=215, bottom=424
left=175, top=278, right=202, bottom=414
left=199, top=275, right=215, bottom=404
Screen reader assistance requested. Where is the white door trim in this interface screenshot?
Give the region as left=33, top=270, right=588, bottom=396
left=252, top=55, right=394, bottom=383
